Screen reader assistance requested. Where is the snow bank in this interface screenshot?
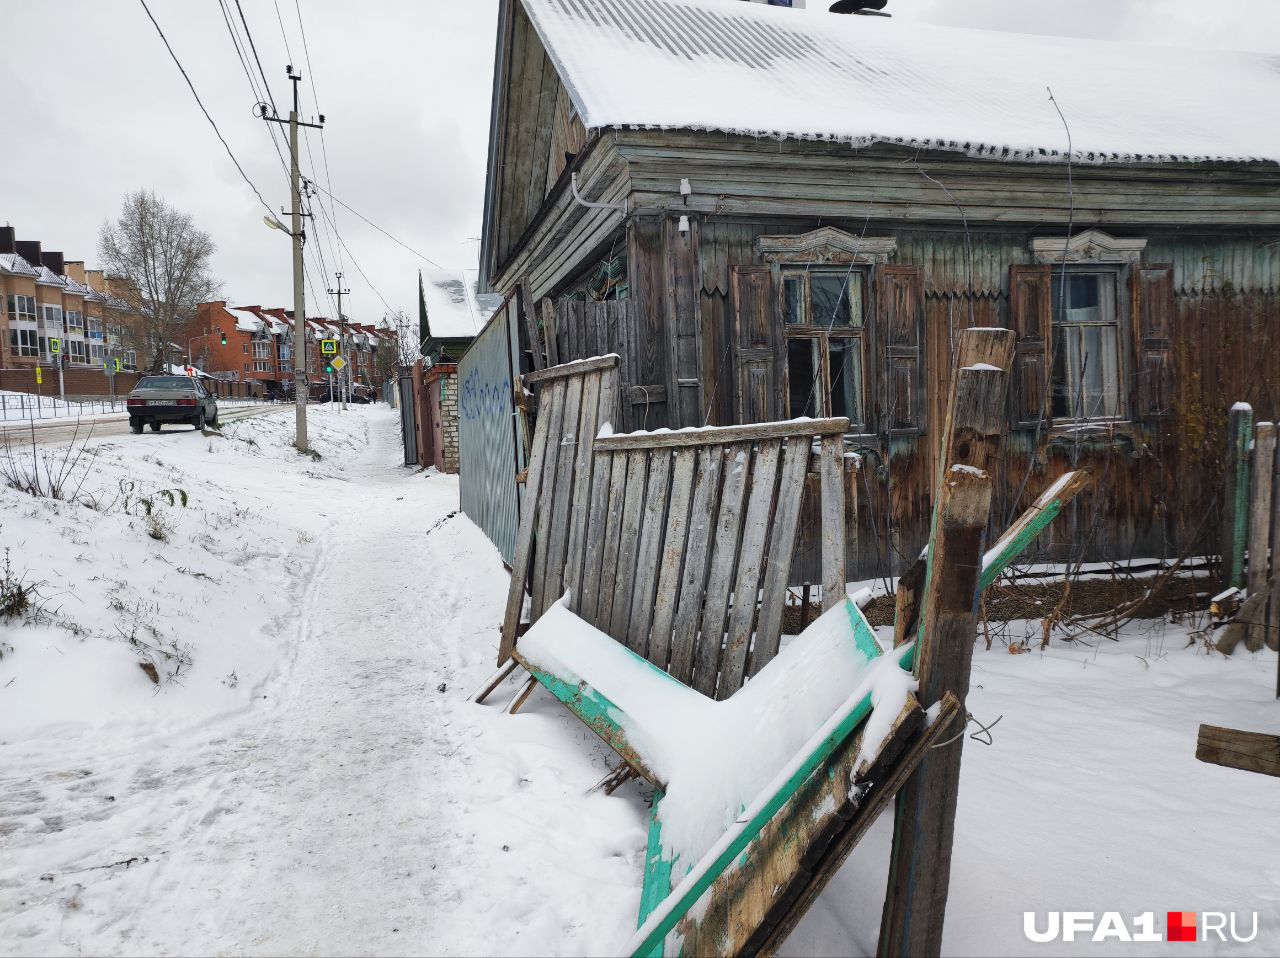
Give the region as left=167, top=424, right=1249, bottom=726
left=0, top=407, right=372, bottom=743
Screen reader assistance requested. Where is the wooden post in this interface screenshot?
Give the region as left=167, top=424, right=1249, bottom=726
left=1221, top=403, right=1253, bottom=590
left=878, top=329, right=1013, bottom=958
left=1247, top=423, right=1276, bottom=651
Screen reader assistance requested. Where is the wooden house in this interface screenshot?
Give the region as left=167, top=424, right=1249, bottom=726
left=476, top=0, right=1280, bottom=576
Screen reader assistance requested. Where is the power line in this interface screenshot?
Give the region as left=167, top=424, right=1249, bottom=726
left=138, top=0, right=273, bottom=216
left=273, top=0, right=295, bottom=63
left=234, top=0, right=281, bottom=119
left=309, top=181, right=444, bottom=269
left=288, top=0, right=346, bottom=278
left=215, top=0, right=290, bottom=178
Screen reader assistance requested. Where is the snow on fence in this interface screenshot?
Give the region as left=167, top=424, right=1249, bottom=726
left=1217, top=403, right=1280, bottom=670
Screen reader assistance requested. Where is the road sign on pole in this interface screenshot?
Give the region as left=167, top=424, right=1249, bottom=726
left=35, top=366, right=42, bottom=385
left=320, top=339, right=337, bottom=354
left=331, top=356, right=347, bottom=372
left=50, top=338, right=61, bottom=354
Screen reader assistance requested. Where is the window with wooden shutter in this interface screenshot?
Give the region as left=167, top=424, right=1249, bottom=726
left=1009, top=265, right=1052, bottom=427
left=1131, top=264, right=1175, bottom=418
left=876, top=264, right=925, bottom=435
left=731, top=265, right=782, bottom=424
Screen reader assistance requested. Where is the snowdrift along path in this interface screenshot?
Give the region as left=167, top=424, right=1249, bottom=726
left=0, top=407, right=643, bottom=956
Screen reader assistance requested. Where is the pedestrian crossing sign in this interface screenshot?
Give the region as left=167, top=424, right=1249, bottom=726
left=330, top=356, right=347, bottom=371
left=50, top=338, right=61, bottom=354
left=320, top=339, right=337, bottom=354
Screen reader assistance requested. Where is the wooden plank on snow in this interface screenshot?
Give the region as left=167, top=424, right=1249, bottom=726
left=1196, top=724, right=1280, bottom=777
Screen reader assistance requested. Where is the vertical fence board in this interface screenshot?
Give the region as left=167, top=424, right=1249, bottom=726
left=695, top=442, right=751, bottom=697
left=648, top=448, right=697, bottom=671
left=630, top=449, right=674, bottom=658
left=669, top=446, right=724, bottom=685
left=750, top=435, right=811, bottom=677
left=721, top=440, right=783, bottom=696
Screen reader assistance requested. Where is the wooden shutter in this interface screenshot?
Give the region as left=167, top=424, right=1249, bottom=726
left=1009, top=265, right=1052, bottom=427
left=731, top=266, right=782, bottom=424
left=1131, top=264, right=1176, bottom=418
left=876, top=265, right=925, bottom=434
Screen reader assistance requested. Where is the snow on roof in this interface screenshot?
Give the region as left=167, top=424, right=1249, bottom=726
left=228, top=307, right=266, bottom=333
left=422, top=269, right=501, bottom=340
left=36, top=265, right=67, bottom=288
left=62, top=276, right=93, bottom=297
left=522, top=0, right=1280, bottom=165
left=0, top=253, right=39, bottom=277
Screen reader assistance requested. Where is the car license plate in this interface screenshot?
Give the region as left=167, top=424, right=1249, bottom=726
left=147, top=400, right=169, bottom=406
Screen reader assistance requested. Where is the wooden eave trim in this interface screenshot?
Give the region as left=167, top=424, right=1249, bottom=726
left=492, top=129, right=606, bottom=285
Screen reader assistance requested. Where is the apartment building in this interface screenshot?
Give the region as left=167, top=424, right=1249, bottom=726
left=192, top=300, right=393, bottom=395
left=1, top=225, right=138, bottom=372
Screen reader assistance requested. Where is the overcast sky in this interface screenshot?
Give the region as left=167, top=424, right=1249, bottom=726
left=2, top=0, right=1276, bottom=325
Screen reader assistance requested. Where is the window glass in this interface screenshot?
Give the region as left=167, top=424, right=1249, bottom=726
left=811, top=273, right=862, bottom=328
left=828, top=338, right=861, bottom=423
left=783, top=276, right=805, bottom=325
left=787, top=338, right=819, bottom=419
left=1050, top=273, right=1121, bottom=420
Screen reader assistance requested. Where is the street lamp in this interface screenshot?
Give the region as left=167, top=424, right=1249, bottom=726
left=187, top=328, right=226, bottom=368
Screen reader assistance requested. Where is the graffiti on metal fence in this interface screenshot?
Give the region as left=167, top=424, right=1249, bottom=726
left=459, top=366, right=511, bottom=421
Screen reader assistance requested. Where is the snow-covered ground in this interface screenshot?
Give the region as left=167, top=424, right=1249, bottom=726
left=0, top=388, right=276, bottom=424
left=1, top=405, right=1277, bottom=956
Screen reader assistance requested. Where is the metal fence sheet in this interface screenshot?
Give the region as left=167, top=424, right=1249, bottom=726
left=458, top=301, right=525, bottom=564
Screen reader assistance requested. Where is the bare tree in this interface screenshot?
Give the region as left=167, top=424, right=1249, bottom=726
left=98, top=190, right=220, bottom=372
left=388, top=307, right=421, bottom=368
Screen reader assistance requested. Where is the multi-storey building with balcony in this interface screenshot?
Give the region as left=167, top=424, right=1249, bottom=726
left=1, top=225, right=138, bottom=373
left=192, top=301, right=394, bottom=396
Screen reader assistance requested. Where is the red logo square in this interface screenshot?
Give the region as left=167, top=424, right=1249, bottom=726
left=1167, top=912, right=1197, bottom=942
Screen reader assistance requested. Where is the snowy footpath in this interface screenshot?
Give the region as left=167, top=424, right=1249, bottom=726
left=1, top=405, right=1278, bottom=956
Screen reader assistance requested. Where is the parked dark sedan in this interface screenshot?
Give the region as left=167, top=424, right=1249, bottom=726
left=126, top=376, right=219, bottom=433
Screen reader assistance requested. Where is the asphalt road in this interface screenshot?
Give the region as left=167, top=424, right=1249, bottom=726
left=0, top=404, right=285, bottom=446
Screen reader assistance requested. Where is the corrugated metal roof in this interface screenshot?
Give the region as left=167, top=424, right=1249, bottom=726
left=522, top=0, right=1280, bottom=165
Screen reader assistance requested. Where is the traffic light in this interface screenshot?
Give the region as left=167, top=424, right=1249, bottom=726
left=325, top=363, right=334, bottom=374
left=220, top=330, right=227, bottom=346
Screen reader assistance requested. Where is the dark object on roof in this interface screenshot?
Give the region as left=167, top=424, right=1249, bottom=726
left=830, top=0, right=889, bottom=13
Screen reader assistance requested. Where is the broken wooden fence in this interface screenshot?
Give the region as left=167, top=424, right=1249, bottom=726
left=578, top=417, right=850, bottom=700
left=1217, top=405, right=1280, bottom=667
left=498, top=354, right=622, bottom=665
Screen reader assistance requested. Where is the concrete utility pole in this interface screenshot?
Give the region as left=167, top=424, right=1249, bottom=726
left=263, top=67, right=324, bottom=451
left=328, top=272, right=351, bottom=411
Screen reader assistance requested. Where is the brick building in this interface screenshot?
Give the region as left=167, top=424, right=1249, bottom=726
left=1, top=225, right=140, bottom=381
left=191, top=300, right=394, bottom=397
